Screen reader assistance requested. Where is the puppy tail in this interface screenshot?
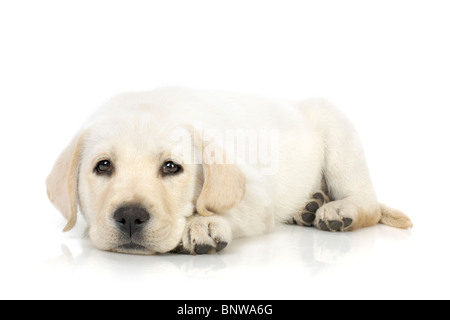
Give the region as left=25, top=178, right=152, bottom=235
left=379, top=203, right=413, bottom=229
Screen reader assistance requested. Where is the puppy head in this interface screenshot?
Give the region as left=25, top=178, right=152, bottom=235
left=46, top=114, right=245, bottom=254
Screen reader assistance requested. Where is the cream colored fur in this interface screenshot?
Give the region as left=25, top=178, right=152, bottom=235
left=47, top=87, right=412, bottom=255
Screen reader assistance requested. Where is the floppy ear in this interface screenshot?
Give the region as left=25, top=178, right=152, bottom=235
left=46, top=131, right=86, bottom=232
left=196, top=140, right=246, bottom=217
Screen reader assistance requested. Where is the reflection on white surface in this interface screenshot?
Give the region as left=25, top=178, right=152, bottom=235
left=46, top=224, right=411, bottom=271
left=36, top=223, right=424, bottom=299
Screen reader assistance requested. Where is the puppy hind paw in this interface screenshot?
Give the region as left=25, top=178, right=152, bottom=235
left=293, top=191, right=330, bottom=227
left=317, top=217, right=353, bottom=232
left=315, top=202, right=355, bottom=232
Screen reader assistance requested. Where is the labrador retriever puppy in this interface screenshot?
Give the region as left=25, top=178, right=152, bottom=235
left=47, top=87, right=412, bottom=255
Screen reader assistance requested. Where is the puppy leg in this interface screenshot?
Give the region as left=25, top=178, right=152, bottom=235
left=317, top=161, right=381, bottom=231
left=171, top=215, right=232, bottom=255
left=316, top=107, right=381, bottom=232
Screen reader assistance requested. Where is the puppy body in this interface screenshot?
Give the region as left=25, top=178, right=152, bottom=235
left=47, top=87, right=412, bottom=255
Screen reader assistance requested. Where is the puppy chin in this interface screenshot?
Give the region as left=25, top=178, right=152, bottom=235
left=111, top=245, right=156, bottom=255
left=91, top=239, right=157, bottom=255
left=89, top=232, right=182, bottom=255
left=109, top=240, right=179, bottom=255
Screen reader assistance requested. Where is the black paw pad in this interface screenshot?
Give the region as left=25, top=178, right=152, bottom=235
left=216, top=241, right=228, bottom=252
left=313, top=192, right=325, bottom=203
left=328, top=220, right=343, bottom=231
left=318, top=220, right=329, bottom=231
left=195, top=244, right=213, bottom=255
left=305, top=201, right=319, bottom=213
left=302, top=212, right=315, bottom=224
left=343, top=218, right=353, bottom=228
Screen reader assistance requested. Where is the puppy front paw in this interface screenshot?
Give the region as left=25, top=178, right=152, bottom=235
left=171, top=215, right=232, bottom=255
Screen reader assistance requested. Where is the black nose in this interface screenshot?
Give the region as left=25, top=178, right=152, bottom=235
left=113, top=206, right=150, bottom=237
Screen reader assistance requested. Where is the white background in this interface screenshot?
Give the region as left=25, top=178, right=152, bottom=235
left=1, top=0, right=449, bottom=300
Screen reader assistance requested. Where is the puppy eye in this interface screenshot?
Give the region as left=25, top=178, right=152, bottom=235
left=162, top=161, right=182, bottom=176
left=95, top=160, right=113, bottom=175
